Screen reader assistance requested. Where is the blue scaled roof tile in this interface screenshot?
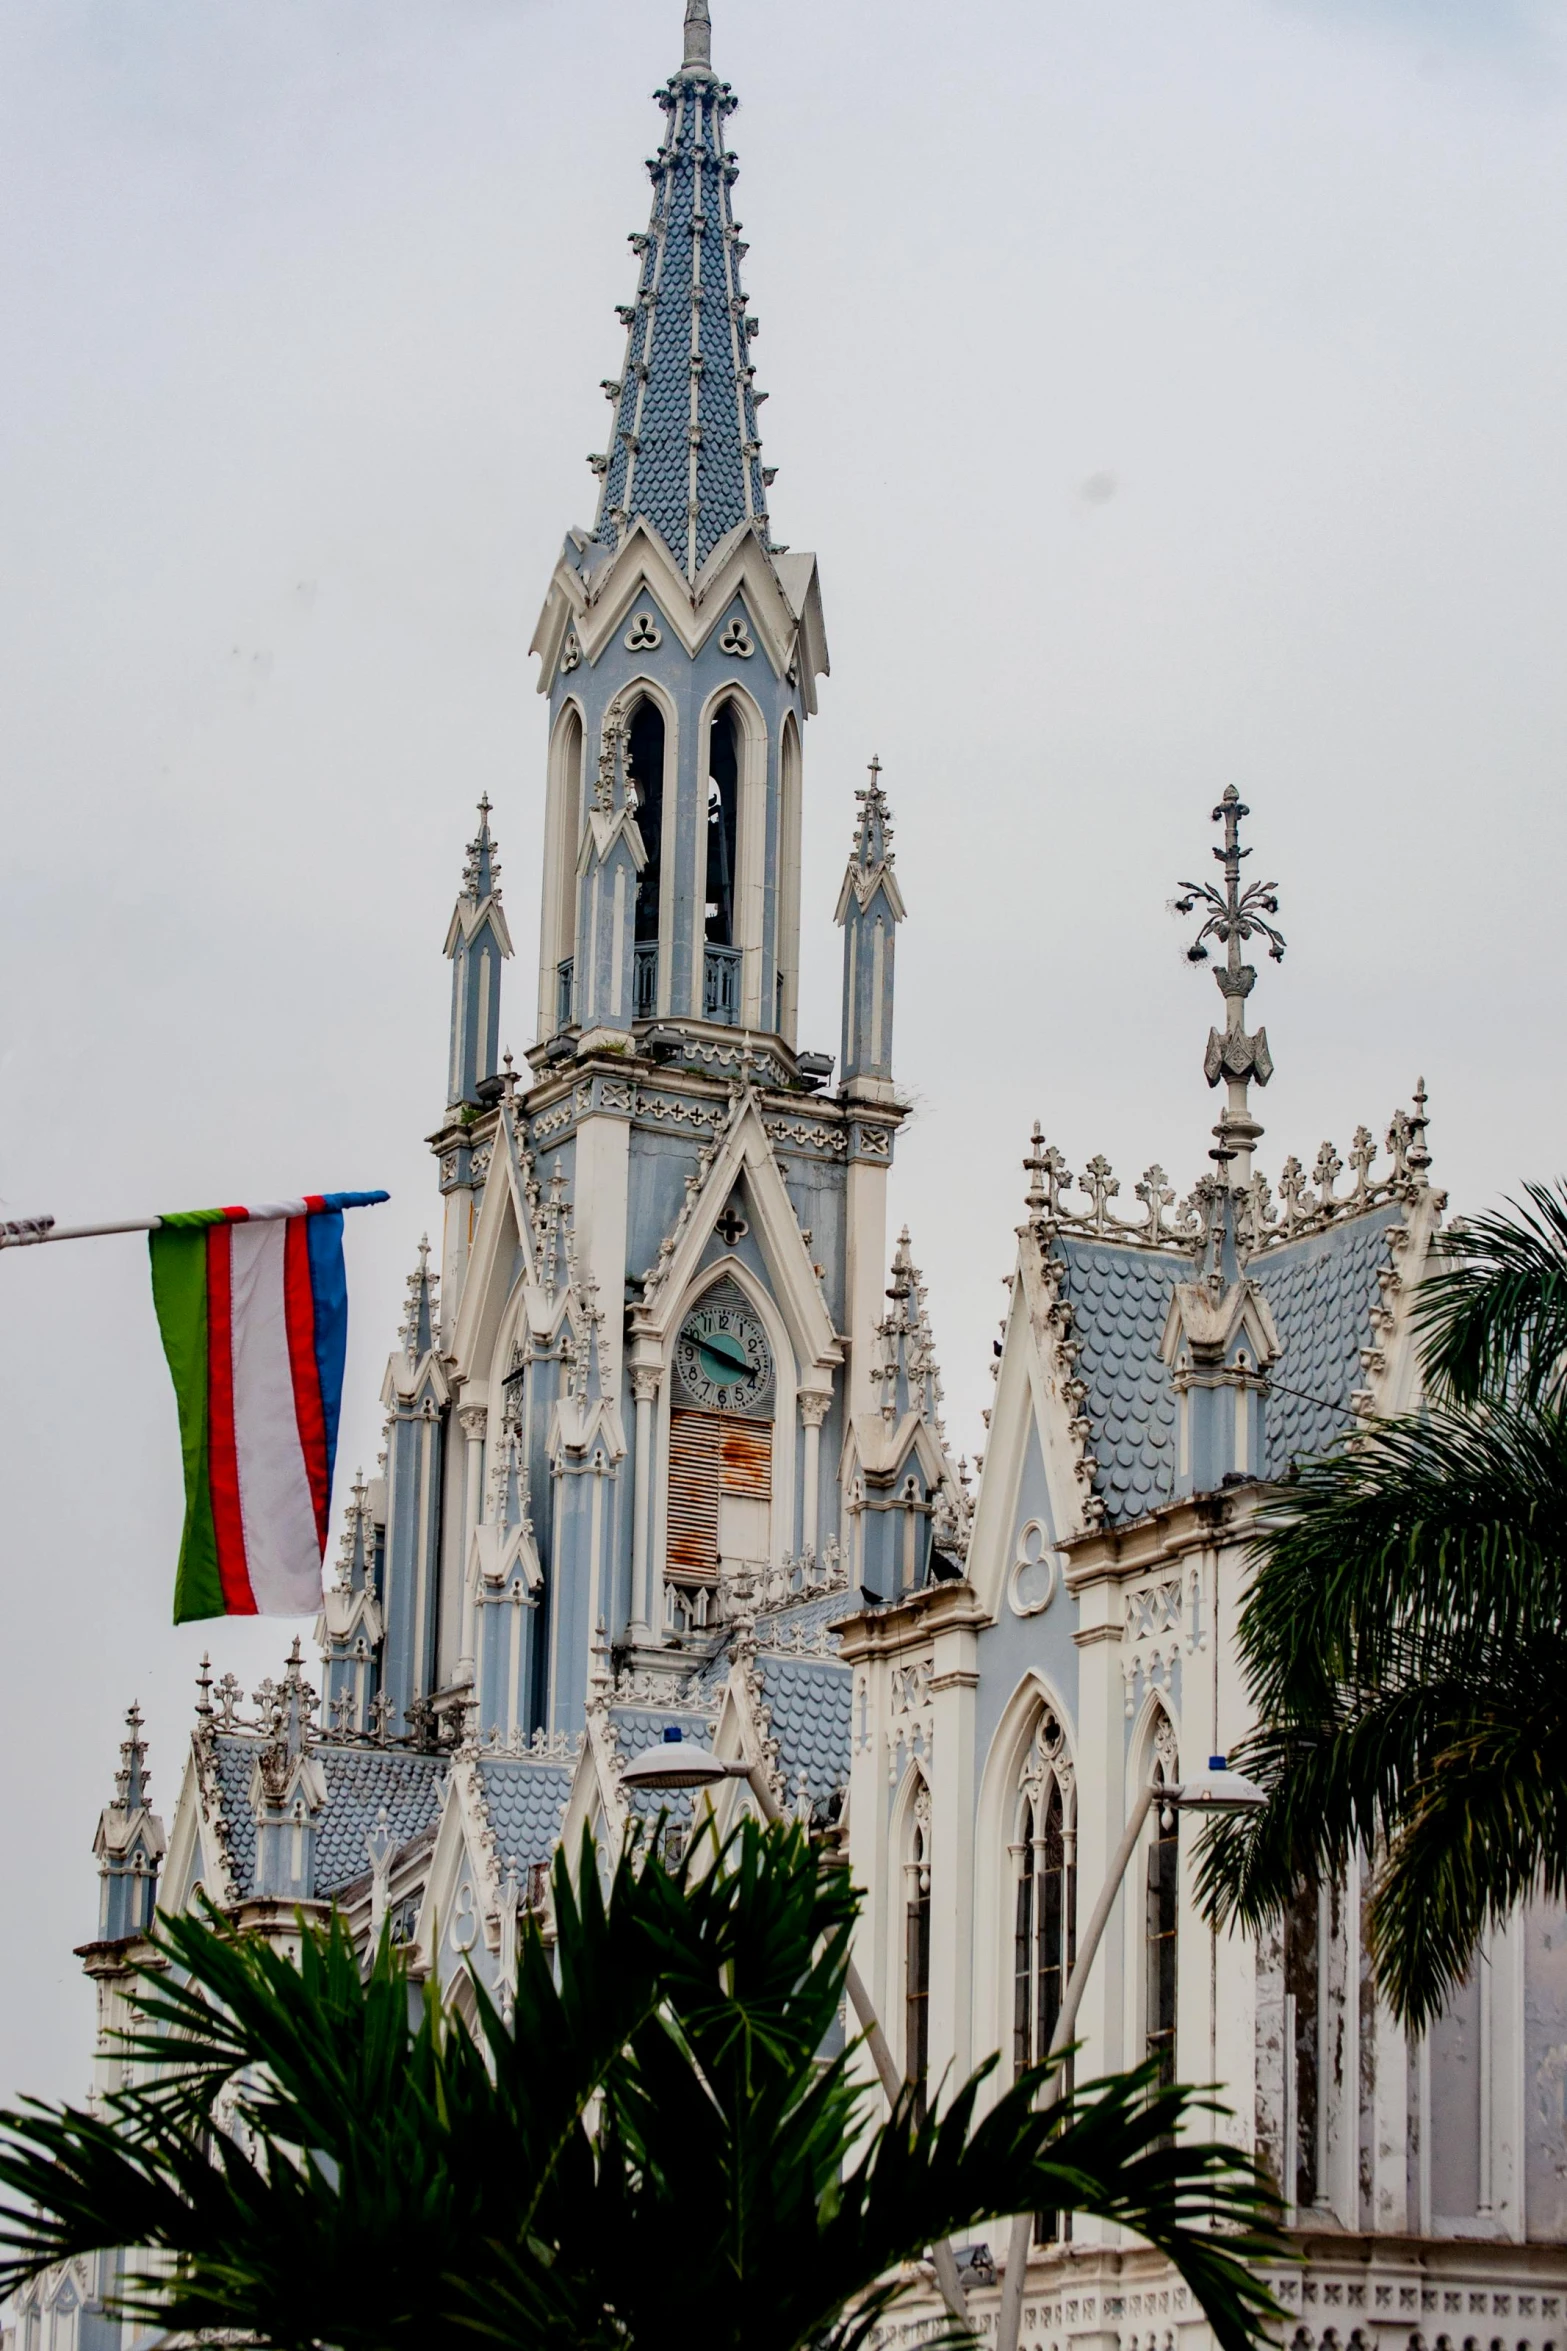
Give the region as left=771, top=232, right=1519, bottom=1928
left=208, top=1737, right=446, bottom=1899
left=754, top=1653, right=851, bottom=1806
left=1050, top=1201, right=1400, bottom=1524
left=1254, top=1204, right=1401, bottom=1473
left=1054, top=1236, right=1181, bottom=1523
left=474, top=1759, right=574, bottom=1875
left=594, top=64, right=770, bottom=575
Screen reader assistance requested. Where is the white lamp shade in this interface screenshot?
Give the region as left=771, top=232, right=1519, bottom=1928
left=1171, top=1755, right=1268, bottom=1812
left=619, top=1737, right=734, bottom=1792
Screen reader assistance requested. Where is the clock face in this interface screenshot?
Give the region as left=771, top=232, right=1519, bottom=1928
left=676, top=1298, right=772, bottom=1415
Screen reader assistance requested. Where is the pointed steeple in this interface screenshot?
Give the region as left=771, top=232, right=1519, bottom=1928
left=875, top=1229, right=943, bottom=1430
left=445, top=796, right=514, bottom=1109
left=401, top=1235, right=438, bottom=1361
left=836, top=756, right=907, bottom=1095
left=320, top=1469, right=385, bottom=1737
left=591, top=2, right=773, bottom=577
left=93, top=1703, right=166, bottom=1942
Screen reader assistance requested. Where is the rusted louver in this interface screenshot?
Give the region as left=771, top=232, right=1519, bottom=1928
left=668, top=1410, right=722, bottom=1580
left=719, top=1418, right=772, bottom=1499
left=667, top=1410, right=774, bottom=1581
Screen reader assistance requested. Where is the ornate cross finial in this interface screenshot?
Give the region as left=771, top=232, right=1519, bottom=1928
left=1174, top=786, right=1285, bottom=1184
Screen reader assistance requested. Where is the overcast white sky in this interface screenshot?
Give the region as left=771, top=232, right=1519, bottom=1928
left=1, top=0, right=1564, bottom=2108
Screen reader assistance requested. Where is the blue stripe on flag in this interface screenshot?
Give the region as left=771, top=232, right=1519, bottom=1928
left=305, top=1209, right=349, bottom=1494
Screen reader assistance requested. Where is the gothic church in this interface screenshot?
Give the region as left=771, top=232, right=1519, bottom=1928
left=25, top=8, right=1567, bottom=2350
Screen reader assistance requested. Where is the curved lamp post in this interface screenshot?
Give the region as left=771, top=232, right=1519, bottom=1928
left=619, top=1731, right=977, bottom=2329
left=993, top=1757, right=1268, bottom=2351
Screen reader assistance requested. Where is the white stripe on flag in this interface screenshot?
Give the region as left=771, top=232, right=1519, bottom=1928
left=228, top=1219, right=325, bottom=1614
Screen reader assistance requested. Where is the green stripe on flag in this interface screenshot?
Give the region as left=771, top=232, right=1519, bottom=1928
left=149, top=1226, right=225, bottom=1623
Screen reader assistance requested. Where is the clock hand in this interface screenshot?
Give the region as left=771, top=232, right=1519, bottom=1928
left=696, top=1329, right=751, bottom=1383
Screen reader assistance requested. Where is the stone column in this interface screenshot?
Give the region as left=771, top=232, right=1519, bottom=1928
left=457, top=1406, right=487, bottom=1680
left=798, top=1388, right=830, bottom=1556
left=630, top=1366, right=661, bottom=1639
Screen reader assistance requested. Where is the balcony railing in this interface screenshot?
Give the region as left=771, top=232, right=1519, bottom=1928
left=633, top=942, right=658, bottom=1021
left=703, top=944, right=741, bottom=1026
left=555, top=957, right=574, bottom=1032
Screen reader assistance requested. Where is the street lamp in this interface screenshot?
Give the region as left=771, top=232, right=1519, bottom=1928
left=995, top=1756, right=1268, bottom=2351
left=618, top=1728, right=976, bottom=2328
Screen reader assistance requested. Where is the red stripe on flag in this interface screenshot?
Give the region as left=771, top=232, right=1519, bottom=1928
left=283, top=1213, right=330, bottom=1551
left=303, top=1194, right=325, bottom=1214
left=222, top=1205, right=250, bottom=1222
left=206, top=1224, right=258, bottom=1615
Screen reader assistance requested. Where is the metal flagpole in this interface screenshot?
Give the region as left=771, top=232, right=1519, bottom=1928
left=1, top=1216, right=158, bottom=1248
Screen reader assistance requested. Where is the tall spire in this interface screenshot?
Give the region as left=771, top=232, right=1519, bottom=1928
left=836, top=756, right=907, bottom=1095
left=93, top=1702, right=165, bottom=1942
left=444, top=795, right=513, bottom=1109
left=591, top=1, right=773, bottom=576
left=1175, top=786, right=1286, bottom=1185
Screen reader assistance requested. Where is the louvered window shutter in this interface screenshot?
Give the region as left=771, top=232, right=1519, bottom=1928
left=667, top=1410, right=773, bottom=1582
left=668, top=1410, right=722, bottom=1579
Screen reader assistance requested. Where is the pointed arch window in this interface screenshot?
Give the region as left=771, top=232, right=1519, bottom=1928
left=905, top=1780, right=932, bottom=2124
left=1011, top=1709, right=1076, bottom=2245
left=1011, top=1710, right=1076, bottom=2082
left=545, top=705, right=584, bottom=1034
left=1146, top=1719, right=1180, bottom=2098
left=627, top=698, right=666, bottom=1020
left=705, top=701, right=740, bottom=948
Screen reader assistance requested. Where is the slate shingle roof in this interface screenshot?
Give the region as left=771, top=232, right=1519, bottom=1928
left=594, top=67, right=769, bottom=573
left=1055, top=1237, right=1181, bottom=1522
left=1254, top=1204, right=1400, bottom=1473
left=754, top=1654, right=851, bottom=1806
left=1053, top=1204, right=1399, bottom=1524
left=208, top=1737, right=446, bottom=1898
left=475, top=1759, right=574, bottom=1875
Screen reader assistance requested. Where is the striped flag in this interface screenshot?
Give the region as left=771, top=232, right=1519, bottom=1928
left=149, top=1194, right=387, bottom=1622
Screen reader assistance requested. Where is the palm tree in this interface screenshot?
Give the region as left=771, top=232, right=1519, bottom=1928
left=1198, top=1182, right=1567, bottom=2030
left=1, top=1819, right=1282, bottom=2351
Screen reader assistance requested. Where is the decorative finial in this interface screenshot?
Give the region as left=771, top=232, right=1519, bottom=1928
left=460, top=795, right=500, bottom=904
left=1174, top=787, right=1285, bottom=1185
left=1023, top=1122, right=1048, bottom=1217
left=1407, top=1077, right=1431, bottom=1182
left=683, top=0, right=713, bottom=73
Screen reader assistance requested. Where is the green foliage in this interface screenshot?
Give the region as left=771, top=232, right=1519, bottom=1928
left=1415, top=1180, right=1567, bottom=1409
left=1199, top=1187, right=1567, bottom=2028
left=0, top=1822, right=1282, bottom=2351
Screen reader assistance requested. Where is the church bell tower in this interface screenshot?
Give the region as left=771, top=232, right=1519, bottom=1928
left=361, top=0, right=932, bottom=1744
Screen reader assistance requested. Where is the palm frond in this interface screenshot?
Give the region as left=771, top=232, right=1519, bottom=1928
left=0, top=1822, right=1282, bottom=2351
left=1415, top=1181, right=1567, bottom=1406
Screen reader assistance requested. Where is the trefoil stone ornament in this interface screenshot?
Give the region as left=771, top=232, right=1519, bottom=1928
left=624, top=611, right=662, bottom=651
left=718, top=614, right=754, bottom=657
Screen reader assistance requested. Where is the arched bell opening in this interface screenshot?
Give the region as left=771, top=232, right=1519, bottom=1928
left=705, top=701, right=740, bottom=950
left=626, top=696, right=667, bottom=1021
